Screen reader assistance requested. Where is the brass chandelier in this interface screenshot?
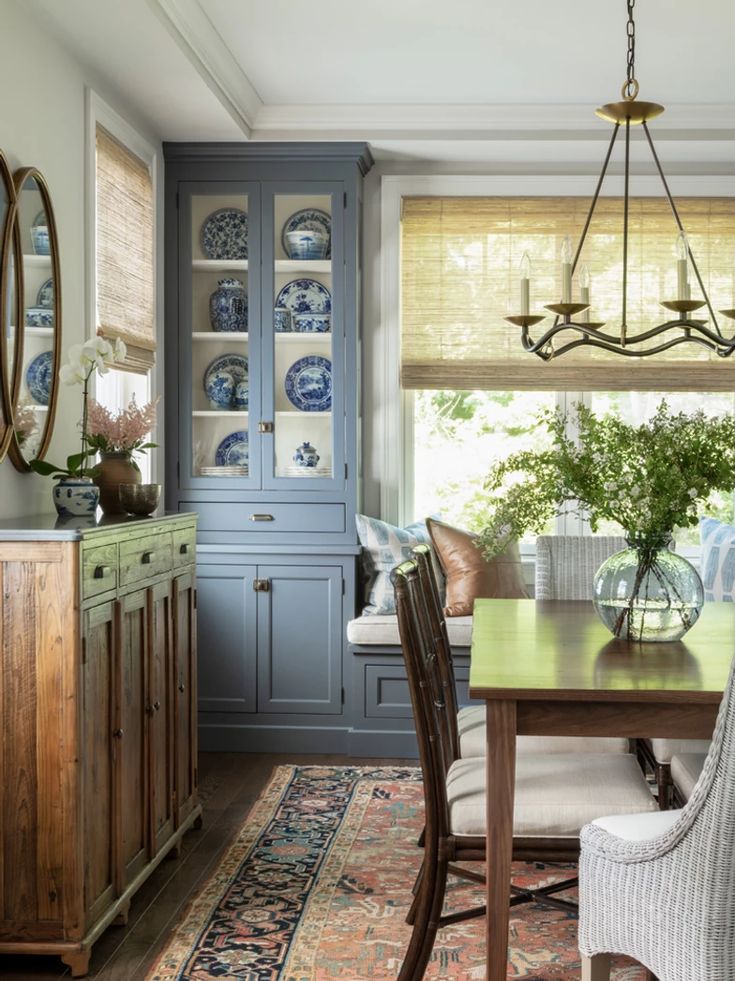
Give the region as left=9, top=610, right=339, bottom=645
left=507, top=0, right=735, bottom=361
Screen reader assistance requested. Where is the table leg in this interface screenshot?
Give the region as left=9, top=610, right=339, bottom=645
left=485, top=698, right=517, bottom=981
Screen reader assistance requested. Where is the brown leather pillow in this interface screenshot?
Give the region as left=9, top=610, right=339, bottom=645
left=426, top=517, right=528, bottom=617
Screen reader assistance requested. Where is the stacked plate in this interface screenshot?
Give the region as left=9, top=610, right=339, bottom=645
left=200, top=465, right=249, bottom=476
left=282, top=466, right=332, bottom=478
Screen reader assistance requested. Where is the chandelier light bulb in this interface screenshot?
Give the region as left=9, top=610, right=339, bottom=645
left=519, top=252, right=532, bottom=316
left=579, top=263, right=591, bottom=308
left=519, top=252, right=532, bottom=279
left=561, top=236, right=573, bottom=303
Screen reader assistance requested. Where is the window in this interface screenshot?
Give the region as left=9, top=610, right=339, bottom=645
left=393, top=184, right=735, bottom=545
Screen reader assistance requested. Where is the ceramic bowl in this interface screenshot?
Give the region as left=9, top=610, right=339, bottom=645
left=119, top=483, right=161, bottom=516
left=25, top=307, right=54, bottom=328
left=285, top=230, right=329, bottom=260
left=293, top=312, right=331, bottom=333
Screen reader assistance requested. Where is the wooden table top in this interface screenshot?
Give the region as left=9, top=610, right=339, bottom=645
left=469, top=599, right=735, bottom=704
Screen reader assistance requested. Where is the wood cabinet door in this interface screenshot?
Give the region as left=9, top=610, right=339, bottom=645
left=116, top=589, right=149, bottom=889
left=147, top=580, right=175, bottom=856
left=172, top=572, right=197, bottom=825
left=82, top=601, right=116, bottom=928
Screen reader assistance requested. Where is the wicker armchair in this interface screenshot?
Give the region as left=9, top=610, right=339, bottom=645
left=535, top=534, right=626, bottom=601
left=579, top=654, right=735, bottom=981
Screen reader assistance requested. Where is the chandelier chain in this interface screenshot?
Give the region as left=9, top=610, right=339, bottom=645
left=625, top=0, right=637, bottom=98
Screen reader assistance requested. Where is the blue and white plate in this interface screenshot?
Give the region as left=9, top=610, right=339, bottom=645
left=284, top=355, right=332, bottom=412
left=282, top=208, right=331, bottom=258
left=215, top=430, right=249, bottom=467
left=275, top=278, right=331, bottom=317
left=36, top=277, right=54, bottom=309
left=201, top=208, right=248, bottom=260
left=203, top=353, right=248, bottom=409
left=25, top=350, right=53, bottom=406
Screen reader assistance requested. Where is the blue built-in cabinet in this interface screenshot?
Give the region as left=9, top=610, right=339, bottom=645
left=164, top=143, right=373, bottom=752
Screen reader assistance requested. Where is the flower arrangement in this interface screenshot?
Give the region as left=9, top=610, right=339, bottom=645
left=477, top=401, right=735, bottom=557
left=30, top=336, right=126, bottom=480
left=85, top=396, right=158, bottom=460
left=14, top=399, right=39, bottom=449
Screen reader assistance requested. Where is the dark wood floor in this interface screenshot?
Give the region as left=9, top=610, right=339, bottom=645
left=1, top=752, right=411, bottom=980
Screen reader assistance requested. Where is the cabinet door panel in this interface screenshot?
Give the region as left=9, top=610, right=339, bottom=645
left=148, top=581, right=174, bottom=856
left=257, top=565, right=342, bottom=715
left=82, top=602, right=116, bottom=927
left=197, top=566, right=257, bottom=713
left=173, top=572, right=197, bottom=824
left=117, top=589, right=148, bottom=887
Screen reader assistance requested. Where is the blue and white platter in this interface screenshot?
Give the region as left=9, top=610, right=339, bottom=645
left=215, top=430, right=249, bottom=467
left=275, top=278, right=331, bottom=317
left=200, top=208, right=248, bottom=260
left=284, top=355, right=332, bottom=412
left=25, top=350, right=53, bottom=405
left=282, top=208, right=331, bottom=257
left=203, top=353, right=248, bottom=409
left=36, top=277, right=54, bottom=309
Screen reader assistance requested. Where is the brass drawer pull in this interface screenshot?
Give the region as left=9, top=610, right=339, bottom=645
left=253, top=578, right=271, bottom=592
left=153, top=700, right=161, bottom=711
left=113, top=728, right=124, bottom=739
left=141, top=551, right=155, bottom=564
left=179, top=543, right=190, bottom=554
left=249, top=514, right=274, bottom=522
left=178, top=683, right=186, bottom=693
left=93, top=564, right=112, bottom=579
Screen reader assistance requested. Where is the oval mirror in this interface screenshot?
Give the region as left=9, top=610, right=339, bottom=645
left=0, top=150, right=20, bottom=461
left=9, top=167, right=61, bottom=471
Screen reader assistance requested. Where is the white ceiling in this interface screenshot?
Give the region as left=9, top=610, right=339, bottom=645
left=21, top=0, right=735, bottom=162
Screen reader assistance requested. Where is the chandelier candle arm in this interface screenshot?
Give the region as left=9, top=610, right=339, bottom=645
left=520, top=252, right=531, bottom=316
left=676, top=233, right=689, bottom=302
left=561, top=236, right=573, bottom=303
left=579, top=264, right=591, bottom=309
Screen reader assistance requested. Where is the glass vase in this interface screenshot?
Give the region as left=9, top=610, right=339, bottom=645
left=94, top=451, right=141, bottom=515
left=592, top=535, right=704, bottom=642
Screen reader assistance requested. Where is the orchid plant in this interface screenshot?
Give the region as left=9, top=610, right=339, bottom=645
left=85, top=395, right=158, bottom=465
left=30, top=336, right=127, bottom=480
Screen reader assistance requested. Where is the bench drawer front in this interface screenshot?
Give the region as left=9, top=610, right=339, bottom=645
left=172, top=525, right=196, bottom=569
left=119, top=532, right=173, bottom=586
left=192, top=503, right=345, bottom=534
left=82, top=543, right=119, bottom=599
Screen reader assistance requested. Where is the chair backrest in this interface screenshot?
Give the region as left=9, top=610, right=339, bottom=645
left=535, top=535, right=626, bottom=600
left=393, top=559, right=453, bottom=842
left=412, top=543, right=461, bottom=764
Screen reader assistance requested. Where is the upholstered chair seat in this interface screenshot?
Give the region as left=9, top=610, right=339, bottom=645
left=670, top=753, right=707, bottom=803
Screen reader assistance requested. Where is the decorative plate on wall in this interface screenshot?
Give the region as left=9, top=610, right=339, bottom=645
left=275, top=278, right=331, bottom=316
left=215, top=430, right=249, bottom=467
left=281, top=208, right=331, bottom=257
left=25, top=350, right=53, bottom=406
left=200, top=208, right=248, bottom=260
left=284, top=355, right=332, bottom=412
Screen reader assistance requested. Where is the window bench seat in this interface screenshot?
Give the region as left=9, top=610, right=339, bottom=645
left=345, top=613, right=473, bottom=756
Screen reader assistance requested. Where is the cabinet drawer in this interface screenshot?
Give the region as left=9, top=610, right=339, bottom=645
left=193, top=503, right=345, bottom=534
left=119, top=533, right=173, bottom=586
left=172, top=525, right=196, bottom=569
left=82, top=543, right=119, bottom=599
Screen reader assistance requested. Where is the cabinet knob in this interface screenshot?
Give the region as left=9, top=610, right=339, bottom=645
left=112, top=728, right=124, bottom=739
left=93, top=564, right=112, bottom=579
left=258, top=421, right=274, bottom=434
left=179, top=543, right=190, bottom=554
left=153, top=700, right=161, bottom=711
left=178, top=683, right=186, bottom=693
left=253, top=578, right=271, bottom=593
left=249, top=514, right=274, bottom=522
left=141, top=551, right=155, bottom=564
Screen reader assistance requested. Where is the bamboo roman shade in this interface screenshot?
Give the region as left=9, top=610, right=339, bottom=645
left=401, top=196, right=735, bottom=391
left=96, top=125, right=155, bottom=372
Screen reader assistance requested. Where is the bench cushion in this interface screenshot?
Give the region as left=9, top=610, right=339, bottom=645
left=347, top=613, right=473, bottom=648
left=671, top=752, right=707, bottom=802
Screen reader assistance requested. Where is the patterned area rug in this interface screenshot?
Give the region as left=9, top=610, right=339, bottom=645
left=150, top=765, right=646, bottom=980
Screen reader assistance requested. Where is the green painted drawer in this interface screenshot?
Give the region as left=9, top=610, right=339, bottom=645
left=82, top=542, right=118, bottom=599
left=119, top=532, right=173, bottom=586
left=172, top=525, right=196, bottom=570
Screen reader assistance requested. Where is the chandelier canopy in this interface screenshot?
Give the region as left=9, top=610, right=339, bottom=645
left=508, top=0, right=735, bottom=361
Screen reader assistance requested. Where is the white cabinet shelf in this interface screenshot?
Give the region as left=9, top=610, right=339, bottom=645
left=25, top=327, right=54, bottom=337
left=192, top=332, right=248, bottom=342
left=274, top=260, right=331, bottom=274
left=192, top=410, right=249, bottom=418
left=192, top=259, right=248, bottom=272
left=275, top=333, right=331, bottom=344
left=276, top=410, right=330, bottom=418
left=22, top=254, right=51, bottom=268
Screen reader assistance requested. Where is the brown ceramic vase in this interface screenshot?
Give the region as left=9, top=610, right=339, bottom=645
left=94, top=451, right=141, bottom=515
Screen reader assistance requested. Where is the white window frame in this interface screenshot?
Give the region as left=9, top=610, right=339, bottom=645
left=378, top=172, right=735, bottom=555
left=85, top=89, right=162, bottom=482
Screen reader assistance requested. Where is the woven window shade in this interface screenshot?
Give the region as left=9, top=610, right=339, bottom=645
left=401, top=196, right=735, bottom=391
left=96, top=125, right=155, bottom=372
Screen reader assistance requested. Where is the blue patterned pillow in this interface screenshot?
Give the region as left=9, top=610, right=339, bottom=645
left=356, top=514, right=439, bottom=615
left=700, top=516, right=735, bottom=601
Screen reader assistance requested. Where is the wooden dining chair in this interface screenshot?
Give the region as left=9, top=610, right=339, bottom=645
left=393, top=559, right=659, bottom=981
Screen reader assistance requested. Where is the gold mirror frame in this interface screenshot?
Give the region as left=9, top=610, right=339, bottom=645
left=8, top=166, right=62, bottom=472
left=0, top=150, right=21, bottom=462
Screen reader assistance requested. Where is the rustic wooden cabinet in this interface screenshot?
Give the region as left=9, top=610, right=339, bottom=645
left=0, top=512, right=200, bottom=977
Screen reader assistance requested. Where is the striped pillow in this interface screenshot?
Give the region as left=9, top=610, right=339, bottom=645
left=700, top=516, right=735, bottom=601
left=356, top=514, right=437, bottom=614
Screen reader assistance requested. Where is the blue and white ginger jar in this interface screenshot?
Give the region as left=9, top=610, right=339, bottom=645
left=206, top=369, right=235, bottom=409
left=209, top=278, right=248, bottom=332
left=53, top=477, right=100, bottom=517
left=293, top=441, right=320, bottom=468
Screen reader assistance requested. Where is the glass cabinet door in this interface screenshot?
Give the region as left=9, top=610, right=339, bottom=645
left=262, top=185, right=344, bottom=489
left=180, top=183, right=260, bottom=488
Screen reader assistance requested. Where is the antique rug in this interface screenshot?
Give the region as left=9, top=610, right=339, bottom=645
left=150, top=765, right=646, bottom=980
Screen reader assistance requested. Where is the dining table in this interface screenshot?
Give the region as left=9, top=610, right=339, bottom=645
left=468, top=598, right=734, bottom=981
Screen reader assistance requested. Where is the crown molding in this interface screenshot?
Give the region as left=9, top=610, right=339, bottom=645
left=253, top=103, right=735, bottom=140
left=146, top=0, right=261, bottom=136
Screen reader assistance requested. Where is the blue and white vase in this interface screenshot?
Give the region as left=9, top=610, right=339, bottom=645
left=233, top=381, right=249, bottom=410
left=293, top=441, right=320, bottom=468
left=209, top=278, right=248, bottom=332
left=52, top=477, right=100, bottom=517
left=206, top=369, right=235, bottom=409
